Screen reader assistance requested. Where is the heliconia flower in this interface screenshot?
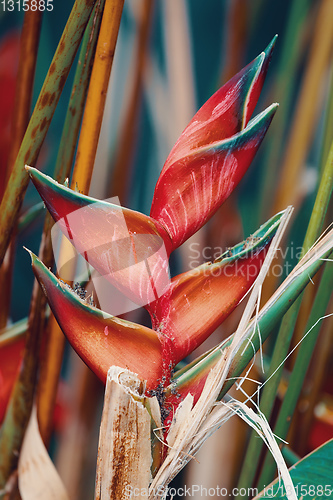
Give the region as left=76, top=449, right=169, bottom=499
left=27, top=212, right=281, bottom=395
left=26, top=105, right=278, bottom=308
left=26, top=38, right=277, bottom=308
left=26, top=39, right=279, bottom=403
left=0, top=336, right=25, bottom=424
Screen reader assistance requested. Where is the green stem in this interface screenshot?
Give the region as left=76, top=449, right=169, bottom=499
left=319, top=68, right=333, bottom=176
left=0, top=0, right=97, bottom=268
left=169, top=239, right=332, bottom=400
left=257, top=259, right=333, bottom=488
left=302, top=139, right=333, bottom=251
left=54, top=0, right=106, bottom=182
left=238, top=138, right=333, bottom=497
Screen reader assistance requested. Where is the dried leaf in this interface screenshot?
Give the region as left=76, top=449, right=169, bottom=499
left=18, top=406, right=69, bottom=500
left=95, top=367, right=151, bottom=500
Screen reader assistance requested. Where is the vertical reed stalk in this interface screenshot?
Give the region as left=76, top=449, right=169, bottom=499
left=0, top=0, right=97, bottom=267
left=40, top=0, right=124, bottom=456
left=36, top=0, right=106, bottom=445
left=0, top=8, right=42, bottom=329
left=273, top=0, right=333, bottom=212
left=72, top=0, right=124, bottom=192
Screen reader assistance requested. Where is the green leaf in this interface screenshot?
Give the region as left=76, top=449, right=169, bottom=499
left=254, top=439, right=333, bottom=500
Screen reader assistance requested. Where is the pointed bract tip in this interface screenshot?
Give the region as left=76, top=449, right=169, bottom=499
left=247, top=102, right=278, bottom=129
left=25, top=165, right=43, bottom=183
left=265, top=101, right=279, bottom=115
left=264, top=35, right=278, bottom=58
left=23, top=246, right=37, bottom=264
left=23, top=246, right=32, bottom=257
left=252, top=50, right=265, bottom=69
left=25, top=165, right=52, bottom=181
left=268, top=102, right=279, bottom=114
left=25, top=165, right=34, bottom=178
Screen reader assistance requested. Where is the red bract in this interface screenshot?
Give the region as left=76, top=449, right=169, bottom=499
left=150, top=37, right=277, bottom=249
left=28, top=251, right=171, bottom=390
left=150, top=104, right=277, bottom=248
left=149, top=242, right=269, bottom=363
left=25, top=168, right=172, bottom=307
left=161, top=36, right=276, bottom=169
left=27, top=40, right=279, bottom=404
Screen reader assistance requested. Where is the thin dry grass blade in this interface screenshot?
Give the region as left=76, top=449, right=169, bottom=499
left=218, top=400, right=297, bottom=500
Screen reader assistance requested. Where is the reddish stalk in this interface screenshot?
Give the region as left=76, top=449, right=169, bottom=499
left=0, top=9, right=42, bottom=330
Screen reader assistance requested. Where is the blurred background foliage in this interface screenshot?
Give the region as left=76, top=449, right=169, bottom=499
left=0, top=0, right=332, bottom=499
